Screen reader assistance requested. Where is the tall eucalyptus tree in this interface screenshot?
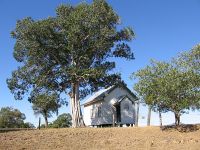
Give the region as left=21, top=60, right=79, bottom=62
left=7, top=0, right=135, bottom=127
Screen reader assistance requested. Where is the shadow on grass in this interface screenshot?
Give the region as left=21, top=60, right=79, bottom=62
left=161, top=124, right=200, bottom=133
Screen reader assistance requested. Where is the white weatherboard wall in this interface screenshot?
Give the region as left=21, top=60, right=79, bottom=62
left=120, top=97, right=135, bottom=124
left=83, top=104, right=93, bottom=126
left=83, top=87, right=137, bottom=126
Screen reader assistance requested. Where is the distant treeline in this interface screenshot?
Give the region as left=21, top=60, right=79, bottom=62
left=0, top=107, right=71, bottom=128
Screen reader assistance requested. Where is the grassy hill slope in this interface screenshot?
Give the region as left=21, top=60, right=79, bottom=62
left=1, top=126, right=200, bottom=150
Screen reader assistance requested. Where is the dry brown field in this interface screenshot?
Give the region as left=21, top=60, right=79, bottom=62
left=1, top=125, right=200, bottom=150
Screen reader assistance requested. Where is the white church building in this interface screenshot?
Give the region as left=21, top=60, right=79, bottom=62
left=82, top=84, right=138, bottom=127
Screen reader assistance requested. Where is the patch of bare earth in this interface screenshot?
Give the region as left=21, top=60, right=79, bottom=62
left=1, top=125, right=200, bottom=150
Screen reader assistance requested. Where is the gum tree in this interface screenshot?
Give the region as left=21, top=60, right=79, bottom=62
left=133, top=60, right=170, bottom=126
left=134, top=59, right=197, bottom=126
left=7, top=0, right=135, bottom=127
left=175, top=45, right=200, bottom=111
left=31, top=91, right=64, bottom=128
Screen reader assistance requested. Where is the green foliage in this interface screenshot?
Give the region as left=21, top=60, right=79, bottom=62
left=176, top=44, right=200, bottom=73
left=31, top=92, right=66, bottom=128
left=133, top=60, right=170, bottom=113
left=7, top=0, right=135, bottom=101
left=32, top=92, right=64, bottom=118
left=7, top=0, right=135, bottom=127
left=49, top=113, right=72, bottom=128
left=0, top=107, right=34, bottom=128
left=133, top=55, right=200, bottom=125
left=175, top=45, right=200, bottom=108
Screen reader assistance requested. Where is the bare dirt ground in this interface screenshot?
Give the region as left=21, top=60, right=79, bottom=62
left=1, top=125, right=200, bottom=150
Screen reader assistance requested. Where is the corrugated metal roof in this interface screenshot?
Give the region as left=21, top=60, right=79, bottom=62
left=82, top=86, right=114, bottom=106
left=82, top=83, right=138, bottom=106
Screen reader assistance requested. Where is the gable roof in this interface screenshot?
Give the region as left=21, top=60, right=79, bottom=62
left=83, top=84, right=137, bottom=106
left=112, top=95, right=134, bottom=105
left=83, top=86, right=115, bottom=106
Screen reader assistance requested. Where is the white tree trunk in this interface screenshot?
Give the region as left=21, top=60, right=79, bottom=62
left=147, top=106, right=151, bottom=126
left=70, top=82, right=85, bottom=128
left=70, top=94, right=75, bottom=127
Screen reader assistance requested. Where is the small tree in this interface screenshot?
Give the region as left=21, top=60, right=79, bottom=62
left=31, top=92, right=64, bottom=128
left=0, top=107, right=26, bottom=128
left=49, top=113, right=72, bottom=128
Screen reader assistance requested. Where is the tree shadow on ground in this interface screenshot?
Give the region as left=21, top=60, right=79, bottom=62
left=161, top=124, right=200, bottom=133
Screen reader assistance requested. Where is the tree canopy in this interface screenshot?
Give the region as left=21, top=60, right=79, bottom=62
left=7, top=0, right=135, bottom=127
left=32, top=92, right=65, bottom=127
left=175, top=45, right=200, bottom=109
left=0, top=107, right=34, bottom=128
left=49, top=113, right=72, bottom=128
left=133, top=54, right=200, bottom=125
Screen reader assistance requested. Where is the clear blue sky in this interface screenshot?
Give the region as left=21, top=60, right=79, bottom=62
left=1, top=0, right=200, bottom=126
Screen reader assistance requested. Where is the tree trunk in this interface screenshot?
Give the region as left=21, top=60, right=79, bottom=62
left=38, top=117, right=41, bottom=130
left=44, top=112, right=48, bottom=128
left=70, top=82, right=85, bottom=128
left=174, top=112, right=180, bottom=126
left=159, top=111, right=162, bottom=127
left=147, top=106, right=151, bottom=126
left=70, top=92, right=75, bottom=127
left=135, top=101, right=140, bottom=127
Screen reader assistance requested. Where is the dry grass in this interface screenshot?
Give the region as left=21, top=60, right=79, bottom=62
left=1, top=125, right=200, bottom=150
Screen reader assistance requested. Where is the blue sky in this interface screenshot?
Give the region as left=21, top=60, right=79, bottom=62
left=1, top=0, right=200, bottom=126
